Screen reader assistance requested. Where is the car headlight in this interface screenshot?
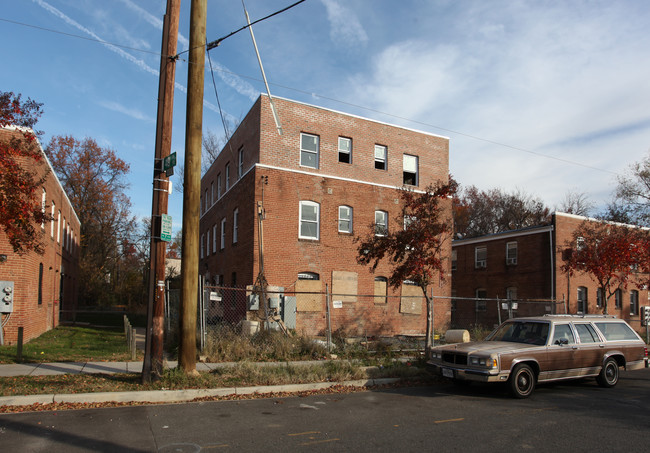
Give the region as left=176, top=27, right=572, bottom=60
left=470, top=356, right=498, bottom=368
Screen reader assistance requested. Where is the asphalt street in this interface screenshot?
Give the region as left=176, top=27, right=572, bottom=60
left=1, top=368, right=648, bottom=452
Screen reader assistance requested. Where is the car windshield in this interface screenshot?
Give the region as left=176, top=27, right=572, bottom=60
left=487, top=321, right=550, bottom=345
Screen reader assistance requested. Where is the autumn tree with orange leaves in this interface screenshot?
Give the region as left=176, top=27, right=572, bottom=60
left=561, top=221, right=649, bottom=315
left=0, top=91, right=51, bottom=254
left=356, top=181, right=456, bottom=356
left=45, top=135, right=137, bottom=306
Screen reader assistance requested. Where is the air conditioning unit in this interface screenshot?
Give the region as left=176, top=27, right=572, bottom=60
left=475, top=260, right=486, bottom=269
left=507, top=258, right=517, bottom=265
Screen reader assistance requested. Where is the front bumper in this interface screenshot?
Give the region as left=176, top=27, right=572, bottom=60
left=428, top=362, right=508, bottom=383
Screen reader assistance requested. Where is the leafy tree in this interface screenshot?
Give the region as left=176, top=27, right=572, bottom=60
left=560, top=221, right=647, bottom=314
left=45, top=135, right=137, bottom=305
left=356, top=182, right=455, bottom=356
left=612, top=152, right=650, bottom=227
left=0, top=91, right=50, bottom=254
left=453, top=185, right=550, bottom=238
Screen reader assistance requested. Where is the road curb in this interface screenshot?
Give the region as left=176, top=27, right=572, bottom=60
left=0, top=378, right=402, bottom=408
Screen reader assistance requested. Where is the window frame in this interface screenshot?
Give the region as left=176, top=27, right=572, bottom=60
left=338, top=136, right=352, bottom=164
left=630, top=290, right=639, bottom=315
left=233, top=208, right=239, bottom=244
left=225, top=163, right=230, bottom=191
left=217, top=173, right=222, bottom=199
left=212, top=224, right=217, bottom=254
left=338, top=205, right=353, bottom=233
left=374, top=210, right=388, bottom=236
left=220, top=218, right=226, bottom=250
left=506, top=241, right=517, bottom=265
left=475, top=246, right=487, bottom=269
left=299, top=201, right=320, bottom=240
left=374, top=144, right=387, bottom=170
left=402, top=154, right=418, bottom=186
left=238, top=147, right=244, bottom=178
left=300, top=133, right=320, bottom=169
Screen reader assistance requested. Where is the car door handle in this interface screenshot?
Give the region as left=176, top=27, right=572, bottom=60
left=599, top=344, right=605, bottom=348
left=572, top=346, right=578, bottom=350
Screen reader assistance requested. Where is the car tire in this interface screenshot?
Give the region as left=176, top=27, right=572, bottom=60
left=596, top=357, right=619, bottom=388
left=508, top=364, right=536, bottom=398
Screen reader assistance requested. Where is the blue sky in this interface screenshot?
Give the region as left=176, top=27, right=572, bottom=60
left=2, top=0, right=650, bottom=234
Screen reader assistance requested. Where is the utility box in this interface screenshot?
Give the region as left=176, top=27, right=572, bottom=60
left=641, top=306, right=650, bottom=327
left=1, top=281, right=14, bottom=313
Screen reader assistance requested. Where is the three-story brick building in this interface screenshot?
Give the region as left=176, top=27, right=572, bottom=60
left=198, top=95, right=452, bottom=337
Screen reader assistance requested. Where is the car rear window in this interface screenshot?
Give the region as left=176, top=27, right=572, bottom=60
left=594, top=322, right=639, bottom=341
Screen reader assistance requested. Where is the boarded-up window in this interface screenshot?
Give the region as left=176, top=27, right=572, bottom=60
left=296, top=273, right=322, bottom=312
left=400, top=281, right=422, bottom=314
left=374, top=276, right=387, bottom=304
left=332, top=271, right=358, bottom=303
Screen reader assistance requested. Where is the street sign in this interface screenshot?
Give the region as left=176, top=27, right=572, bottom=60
left=160, top=214, right=172, bottom=242
left=163, top=152, right=177, bottom=171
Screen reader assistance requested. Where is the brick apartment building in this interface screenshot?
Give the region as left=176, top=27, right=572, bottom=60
left=198, top=95, right=452, bottom=337
left=452, top=212, right=649, bottom=332
left=0, top=127, right=80, bottom=344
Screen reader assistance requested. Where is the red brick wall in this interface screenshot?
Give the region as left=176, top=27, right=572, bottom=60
left=199, top=96, right=452, bottom=336
left=0, top=128, right=80, bottom=344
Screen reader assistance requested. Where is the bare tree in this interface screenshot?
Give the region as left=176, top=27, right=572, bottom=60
left=557, top=189, right=594, bottom=217
left=612, top=152, right=650, bottom=226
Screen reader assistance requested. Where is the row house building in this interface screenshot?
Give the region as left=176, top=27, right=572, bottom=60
left=452, top=212, right=649, bottom=332
left=198, top=95, right=452, bottom=337
left=0, top=127, right=80, bottom=344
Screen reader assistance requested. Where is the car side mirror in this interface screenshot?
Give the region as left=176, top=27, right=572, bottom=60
left=554, top=338, right=569, bottom=346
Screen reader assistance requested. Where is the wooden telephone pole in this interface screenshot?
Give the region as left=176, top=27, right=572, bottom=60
left=143, top=0, right=181, bottom=383
left=179, top=0, right=206, bottom=374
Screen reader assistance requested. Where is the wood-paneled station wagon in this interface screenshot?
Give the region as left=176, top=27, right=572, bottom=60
left=428, top=315, right=648, bottom=398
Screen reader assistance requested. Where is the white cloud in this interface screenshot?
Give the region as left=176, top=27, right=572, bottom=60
left=320, top=0, right=368, bottom=48
left=98, top=100, right=153, bottom=122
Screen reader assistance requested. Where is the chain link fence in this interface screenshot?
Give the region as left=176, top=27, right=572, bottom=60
left=165, top=282, right=447, bottom=359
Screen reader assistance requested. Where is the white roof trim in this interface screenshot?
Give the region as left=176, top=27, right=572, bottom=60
left=453, top=225, right=554, bottom=247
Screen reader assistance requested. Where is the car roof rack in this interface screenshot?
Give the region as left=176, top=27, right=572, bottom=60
left=543, top=314, right=618, bottom=318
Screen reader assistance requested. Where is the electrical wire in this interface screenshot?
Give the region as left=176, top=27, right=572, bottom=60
left=206, top=50, right=237, bottom=162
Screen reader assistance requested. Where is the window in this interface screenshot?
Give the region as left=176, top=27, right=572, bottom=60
left=298, top=272, right=320, bottom=280
left=576, top=236, right=585, bottom=251
left=476, top=289, right=487, bottom=312
left=475, top=246, right=487, bottom=268
left=300, top=133, right=319, bottom=168
left=402, top=154, right=418, bottom=186
left=506, top=242, right=517, bottom=265
left=210, top=182, right=214, bottom=205
left=238, top=147, right=244, bottom=178
left=57, top=210, right=61, bottom=243
left=374, top=145, right=387, bottom=170
left=299, top=201, right=320, bottom=240
left=50, top=202, right=55, bottom=237
left=615, top=289, right=622, bottom=309
left=62, top=217, right=66, bottom=249
left=233, top=208, right=239, bottom=244
left=597, top=288, right=604, bottom=308
left=552, top=324, right=576, bottom=345
left=630, top=290, right=639, bottom=315
left=217, top=173, right=222, bottom=199
left=577, top=286, right=588, bottom=314
left=212, top=224, right=217, bottom=253
left=38, top=263, right=43, bottom=305
left=200, top=233, right=204, bottom=259
left=575, top=324, right=599, bottom=343
left=206, top=229, right=210, bottom=256
left=451, top=249, right=457, bottom=271
left=374, top=276, right=387, bottom=304
left=204, top=189, right=208, bottom=213
left=374, top=210, right=388, bottom=236
left=226, top=164, right=230, bottom=191
left=338, top=205, right=352, bottom=233
left=220, top=218, right=226, bottom=249
left=338, top=137, right=351, bottom=164
left=41, top=188, right=46, bottom=229
left=403, top=215, right=416, bottom=230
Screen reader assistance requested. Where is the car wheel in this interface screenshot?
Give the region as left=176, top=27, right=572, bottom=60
left=596, top=357, right=619, bottom=388
left=508, top=364, right=536, bottom=398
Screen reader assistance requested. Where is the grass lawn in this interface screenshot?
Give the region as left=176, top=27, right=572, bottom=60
left=0, top=361, right=432, bottom=397
left=0, top=325, right=139, bottom=364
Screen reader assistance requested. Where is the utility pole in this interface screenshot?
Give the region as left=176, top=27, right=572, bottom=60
left=143, top=0, right=181, bottom=383
left=179, top=0, right=206, bottom=375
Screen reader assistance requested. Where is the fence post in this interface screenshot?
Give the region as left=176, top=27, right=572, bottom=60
left=17, top=327, right=23, bottom=362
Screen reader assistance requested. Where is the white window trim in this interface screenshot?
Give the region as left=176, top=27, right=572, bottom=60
left=300, top=133, right=319, bottom=169
left=374, top=210, right=388, bottom=236
left=50, top=202, right=55, bottom=238
left=299, top=201, right=320, bottom=240
left=506, top=241, right=517, bottom=265
left=338, top=137, right=351, bottom=163
left=475, top=246, right=487, bottom=268
left=238, top=148, right=244, bottom=178
left=338, top=205, right=353, bottom=233
left=217, top=173, right=222, bottom=199
left=402, top=154, right=418, bottom=186
left=226, top=164, right=230, bottom=191
left=212, top=224, right=217, bottom=253
left=374, top=144, right=387, bottom=170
